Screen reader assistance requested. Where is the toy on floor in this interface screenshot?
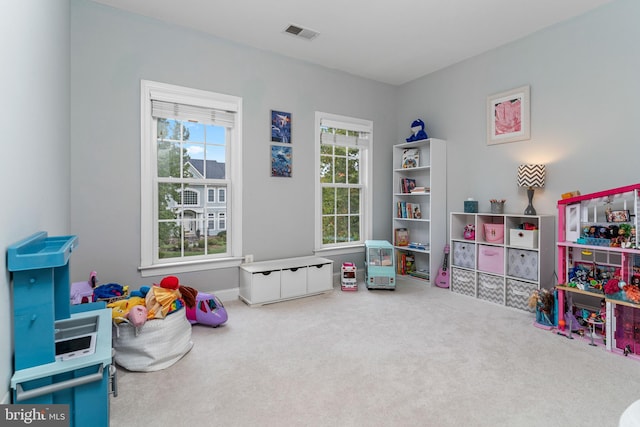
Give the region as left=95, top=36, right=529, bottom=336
left=341, top=262, right=358, bottom=291
left=70, top=271, right=97, bottom=304
left=405, top=119, right=428, bottom=142
left=184, top=290, right=228, bottom=327
left=93, top=282, right=126, bottom=302
left=107, top=275, right=228, bottom=328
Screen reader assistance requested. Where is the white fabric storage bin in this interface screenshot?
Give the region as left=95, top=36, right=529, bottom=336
left=507, top=248, right=539, bottom=281
left=113, top=308, right=193, bottom=372
left=509, top=229, right=538, bottom=249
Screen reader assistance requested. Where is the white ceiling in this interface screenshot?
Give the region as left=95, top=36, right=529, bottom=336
left=91, top=0, right=615, bottom=85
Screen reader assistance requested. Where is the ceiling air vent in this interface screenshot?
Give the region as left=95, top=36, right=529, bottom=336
left=284, top=24, right=319, bottom=41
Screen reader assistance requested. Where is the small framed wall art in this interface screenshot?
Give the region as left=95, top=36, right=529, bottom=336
left=271, top=145, right=292, bottom=177
left=271, top=110, right=291, bottom=143
left=487, top=85, right=530, bottom=145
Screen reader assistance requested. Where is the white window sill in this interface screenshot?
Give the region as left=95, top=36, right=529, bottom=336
left=314, top=244, right=365, bottom=257
left=138, top=256, right=243, bottom=277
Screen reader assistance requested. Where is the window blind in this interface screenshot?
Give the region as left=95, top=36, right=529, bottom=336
left=319, top=118, right=371, bottom=147
left=152, top=100, right=235, bottom=128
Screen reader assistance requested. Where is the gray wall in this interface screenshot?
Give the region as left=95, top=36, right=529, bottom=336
left=0, top=0, right=71, bottom=404
left=397, top=0, right=640, bottom=219
left=69, top=0, right=397, bottom=292
left=3, top=0, right=639, bottom=404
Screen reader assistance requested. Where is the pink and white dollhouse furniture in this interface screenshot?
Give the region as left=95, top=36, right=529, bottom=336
left=341, top=262, right=357, bottom=291
left=556, top=183, right=640, bottom=360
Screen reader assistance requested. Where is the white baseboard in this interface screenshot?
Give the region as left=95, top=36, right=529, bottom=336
left=214, top=287, right=239, bottom=302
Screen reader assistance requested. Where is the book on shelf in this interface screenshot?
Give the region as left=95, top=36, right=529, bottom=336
left=402, top=148, right=420, bottom=168
left=396, top=252, right=416, bottom=275
left=410, top=186, right=430, bottom=193
left=396, top=201, right=422, bottom=219
left=401, top=178, right=417, bottom=193
left=411, top=204, right=422, bottom=219
left=395, top=228, right=409, bottom=246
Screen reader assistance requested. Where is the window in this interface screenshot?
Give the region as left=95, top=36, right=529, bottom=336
left=315, top=112, right=372, bottom=254
left=140, top=80, right=243, bottom=276
left=181, top=189, right=199, bottom=205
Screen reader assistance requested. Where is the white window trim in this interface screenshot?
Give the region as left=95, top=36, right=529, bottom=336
left=314, top=111, right=373, bottom=256
left=139, top=80, right=243, bottom=276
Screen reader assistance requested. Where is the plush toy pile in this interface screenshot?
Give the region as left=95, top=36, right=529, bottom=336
left=106, top=275, right=228, bottom=372
left=107, top=275, right=227, bottom=328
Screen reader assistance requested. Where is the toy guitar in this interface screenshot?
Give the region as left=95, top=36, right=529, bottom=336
left=434, top=244, right=450, bottom=288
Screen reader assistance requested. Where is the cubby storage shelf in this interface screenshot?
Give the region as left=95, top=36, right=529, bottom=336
left=449, top=212, right=555, bottom=312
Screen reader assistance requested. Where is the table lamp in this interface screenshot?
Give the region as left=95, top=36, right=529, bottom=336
left=517, top=164, right=546, bottom=215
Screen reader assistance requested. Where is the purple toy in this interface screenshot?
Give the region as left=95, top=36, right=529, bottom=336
left=185, top=292, right=228, bottom=327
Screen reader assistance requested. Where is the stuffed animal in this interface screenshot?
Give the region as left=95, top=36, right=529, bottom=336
left=108, top=295, right=147, bottom=325
left=145, top=276, right=184, bottom=319
left=463, top=224, right=475, bottom=240
left=405, top=119, right=428, bottom=142
left=127, top=305, right=148, bottom=327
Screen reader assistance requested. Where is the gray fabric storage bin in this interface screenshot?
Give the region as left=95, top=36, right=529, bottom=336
left=451, top=267, right=475, bottom=297
left=506, top=279, right=537, bottom=312
left=452, top=241, right=476, bottom=269
left=507, top=248, right=538, bottom=281
left=477, top=273, right=505, bottom=304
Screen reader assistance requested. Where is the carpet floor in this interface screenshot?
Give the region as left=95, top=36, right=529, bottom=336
left=110, top=277, right=640, bottom=426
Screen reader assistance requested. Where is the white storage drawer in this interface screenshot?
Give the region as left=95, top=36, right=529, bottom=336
left=308, top=263, right=332, bottom=293
left=250, top=270, right=281, bottom=303
left=281, top=267, right=308, bottom=299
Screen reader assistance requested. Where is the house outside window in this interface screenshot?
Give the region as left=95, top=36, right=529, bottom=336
left=140, top=80, right=243, bottom=276
left=315, top=112, right=372, bottom=254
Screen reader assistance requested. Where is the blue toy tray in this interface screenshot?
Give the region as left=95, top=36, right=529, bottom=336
left=7, top=232, right=78, bottom=271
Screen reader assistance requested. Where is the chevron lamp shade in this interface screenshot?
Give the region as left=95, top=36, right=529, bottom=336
left=517, top=164, right=546, bottom=188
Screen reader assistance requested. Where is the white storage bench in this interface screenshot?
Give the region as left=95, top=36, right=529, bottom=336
left=239, top=256, right=334, bottom=306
